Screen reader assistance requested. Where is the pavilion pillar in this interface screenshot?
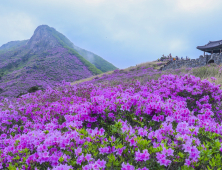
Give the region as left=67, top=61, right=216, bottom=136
left=220, top=49, right=221, bottom=54
left=212, top=50, right=213, bottom=55
left=204, top=51, right=205, bottom=57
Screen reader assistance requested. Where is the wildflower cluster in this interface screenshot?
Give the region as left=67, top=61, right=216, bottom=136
left=0, top=73, right=222, bottom=169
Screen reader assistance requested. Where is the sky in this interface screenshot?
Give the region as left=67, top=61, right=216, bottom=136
left=0, top=0, right=222, bottom=69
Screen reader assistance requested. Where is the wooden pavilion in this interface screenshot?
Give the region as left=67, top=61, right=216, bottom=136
left=197, top=40, right=222, bottom=56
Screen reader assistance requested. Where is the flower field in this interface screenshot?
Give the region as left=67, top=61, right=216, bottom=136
left=1, top=65, right=222, bottom=169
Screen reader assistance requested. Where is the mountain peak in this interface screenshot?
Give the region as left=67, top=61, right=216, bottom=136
left=27, top=25, right=60, bottom=51
left=0, top=24, right=117, bottom=98
left=34, top=25, right=59, bottom=34
left=35, top=24, right=50, bottom=29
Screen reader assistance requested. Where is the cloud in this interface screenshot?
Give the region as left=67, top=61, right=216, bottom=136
left=168, top=39, right=188, bottom=53
left=175, top=0, right=222, bottom=13
left=0, top=0, right=221, bottom=68
left=0, top=13, right=36, bottom=45
left=82, top=0, right=106, bottom=5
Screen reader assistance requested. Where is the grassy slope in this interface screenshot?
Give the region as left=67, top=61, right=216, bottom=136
left=71, top=61, right=222, bottom=90
left=70, top=61, right=167, bottom=85
left=45, top=26, right=117, bottom=73
left=47, top=27, right=103, bottom=75
left=72, top=45, right=118, bottom=72
left=0, top=47, right=33, bottom=77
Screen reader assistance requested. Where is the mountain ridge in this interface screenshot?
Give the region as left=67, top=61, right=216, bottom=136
left=0, top=40, right=28, bottom=53
left=0, top=25, right=117, bottom=72
left=0, top=25, right=117, bottom=99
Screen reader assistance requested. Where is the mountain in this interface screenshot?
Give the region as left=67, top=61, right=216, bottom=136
left=37, top=26, right=117, bottom=72
left=0, top=25, right=117, bottom=99
left=0, top=40, right=28, bottom=52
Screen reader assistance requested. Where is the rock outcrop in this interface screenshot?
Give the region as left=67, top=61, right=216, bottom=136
left=160, top=54, right=221, bottom=71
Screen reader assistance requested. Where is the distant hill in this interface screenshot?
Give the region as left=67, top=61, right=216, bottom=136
left=0, top=25, right=117, bottom=99
left=0, top=40, right=28, bottom=52
left=0, top=40, right=28, bottom=56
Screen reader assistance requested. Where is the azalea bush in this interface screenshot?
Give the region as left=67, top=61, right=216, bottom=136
left=1, top=73, right=222, bottom=169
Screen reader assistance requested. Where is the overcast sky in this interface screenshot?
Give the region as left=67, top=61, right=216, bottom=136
left=0, top=0, right=222, bottom=69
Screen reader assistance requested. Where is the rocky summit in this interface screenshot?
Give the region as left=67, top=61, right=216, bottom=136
left=0, top=25, right=117, bottom=99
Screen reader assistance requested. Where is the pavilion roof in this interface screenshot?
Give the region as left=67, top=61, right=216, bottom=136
left=197, top=40, right=222, bottom=53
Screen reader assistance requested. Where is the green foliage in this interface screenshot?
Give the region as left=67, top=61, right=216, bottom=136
left=14, top=140, right=20, bottom=147
left=16, top=92, right=27, bottom=98
left=16, top=86, right=44, bottom=98
left=194, top=128, right=222, bottom=169
left=58, top=115, right=66, bottom=125
left=134, top=136, right=151, bottom=150
left=59, top=156, right=64, bottom=163
left=8, top=163, right=17, bottom=170
left=44, top=130, right=49, bottom=134
left=28, top=86, right=39, bottom=93
left=181, top=165, right=195, bottom=170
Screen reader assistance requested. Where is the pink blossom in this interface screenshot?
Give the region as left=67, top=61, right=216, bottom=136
left=121, top=162, right=135, bottom=170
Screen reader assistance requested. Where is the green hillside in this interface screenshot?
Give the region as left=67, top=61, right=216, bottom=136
left=47, top=26, right=102, bottom=75
left=0, top=25, right=117, bottom=75
left=72, top=45, right=117, bottom=72
left=46, top=26, right=117, bottom=72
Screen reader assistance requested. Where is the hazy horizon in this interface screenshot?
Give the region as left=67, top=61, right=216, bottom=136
left=1, top=0, right=221, bottom=69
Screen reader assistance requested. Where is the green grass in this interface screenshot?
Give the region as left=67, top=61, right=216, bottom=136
left=191, top=63, right=220, bottom=79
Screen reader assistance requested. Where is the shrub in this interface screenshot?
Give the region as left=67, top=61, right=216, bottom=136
left=27, top=86, right=40, bottom=93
